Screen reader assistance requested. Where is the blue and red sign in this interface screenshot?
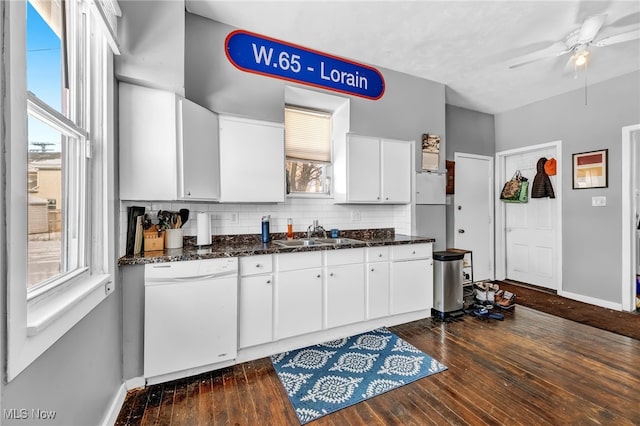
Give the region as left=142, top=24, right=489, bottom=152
left=225, top=30, right=385, bottom=100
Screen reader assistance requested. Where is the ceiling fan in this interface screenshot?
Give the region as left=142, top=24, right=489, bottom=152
left=508, top=14, right=640, bottom=70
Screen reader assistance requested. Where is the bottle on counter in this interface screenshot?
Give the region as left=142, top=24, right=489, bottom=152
left=287, top=218, right=293, bottom=239
left=261, top=215, right=270, bottom=243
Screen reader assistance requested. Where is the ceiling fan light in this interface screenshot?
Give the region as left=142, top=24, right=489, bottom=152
left=575, top=51, right=589, bottom=66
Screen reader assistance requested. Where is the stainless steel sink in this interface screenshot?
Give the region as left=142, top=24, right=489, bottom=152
left=272, top=239, right=331, bottom=247
left=272, top=237, right=363, bottom=247
left=312, top=237, right=364, bottom=245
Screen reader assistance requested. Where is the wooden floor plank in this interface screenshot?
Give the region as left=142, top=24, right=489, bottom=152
left=121, top=305, right=640, bottom=425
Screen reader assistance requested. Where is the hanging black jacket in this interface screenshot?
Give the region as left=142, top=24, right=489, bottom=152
left=531, top=157, right=555, bottom=198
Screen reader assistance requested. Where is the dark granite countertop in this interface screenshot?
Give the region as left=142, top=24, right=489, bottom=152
left=118, top=228, right=436, bottom=266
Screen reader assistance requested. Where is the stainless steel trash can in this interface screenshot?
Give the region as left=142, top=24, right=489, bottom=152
left=432, top=251, right=465, bottom=319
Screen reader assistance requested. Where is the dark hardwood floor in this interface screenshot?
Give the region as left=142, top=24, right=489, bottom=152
left=116, top=306, right=640, bottom=425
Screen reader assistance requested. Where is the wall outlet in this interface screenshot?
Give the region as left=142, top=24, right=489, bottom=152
left=351, top=210, right=361, bottom=221
left=105, top=281, right=114, bottom=296
left=592, top=196, right=606, bottom=207
left=230, top=212, right=239, bottom=224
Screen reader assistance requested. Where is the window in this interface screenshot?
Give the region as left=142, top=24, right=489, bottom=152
left=285, top=106, right=332, bottom=195
left=3, top=0, right=120, bottom=381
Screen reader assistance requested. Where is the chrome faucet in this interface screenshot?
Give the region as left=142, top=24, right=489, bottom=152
left=307, top=219, right=327, bottom=239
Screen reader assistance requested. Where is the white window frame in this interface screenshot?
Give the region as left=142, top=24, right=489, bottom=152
left=283, top=86, right=350, bottom=199
left=285, top=105, right=333, bottom=197
left=2, top=0, right=118, bottom=381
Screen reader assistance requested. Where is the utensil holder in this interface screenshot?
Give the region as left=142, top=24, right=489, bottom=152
left=165, top=228, right=183, bottom=249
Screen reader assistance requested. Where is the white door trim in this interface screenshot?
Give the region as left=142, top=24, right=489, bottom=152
left=495, top=141, right=563, bottom=293
left=454, top=152, right=495, bottom=280
left=621, top=124, right=640, bottom=312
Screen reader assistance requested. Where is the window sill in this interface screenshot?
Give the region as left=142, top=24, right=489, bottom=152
left=286, top=193, right=333, bottom=199
left=27, top=274, right=112, bottom=337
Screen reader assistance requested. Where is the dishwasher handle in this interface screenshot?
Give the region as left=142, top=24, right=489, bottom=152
left=145, top=271, right=237, bottom=284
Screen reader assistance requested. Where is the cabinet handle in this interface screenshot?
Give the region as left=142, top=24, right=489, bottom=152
left=330, top=272, right=334, bottom=277
left=187, top=191, right=191, bottom=196
left=256, top=264, right=261, bottom=268
left=412, top=251, right=416, bottom=255
left=378, top=254, right=383, bottom=258
left=317, top=274, right=321, bottom=278
left=377, top=196, right=380, bottom=200
left=370, top=268, right=374, bottom=272
left=385, top=197, right=389, bottom=200
left=266, top=279, right=271, bottom=284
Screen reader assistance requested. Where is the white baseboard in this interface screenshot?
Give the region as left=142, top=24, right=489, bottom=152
left=559, top=290, right=622, bottom=311
left=125, top=376, right=146, bottom=390
left=101, top=383, right=127, bottom=426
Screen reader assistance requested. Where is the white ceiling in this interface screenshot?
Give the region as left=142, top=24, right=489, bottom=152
left=185, top=1, right=640, bottom=114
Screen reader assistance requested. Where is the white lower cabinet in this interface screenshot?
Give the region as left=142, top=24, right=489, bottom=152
left=239, top=255, right=274, bottom=348
left=390, top=243, right=434, bottom=314
left=325, top=249, right=365, bottom=329
left=275, top=252, right=323, bottom=340
left=366, top=246, right=390, bottom=319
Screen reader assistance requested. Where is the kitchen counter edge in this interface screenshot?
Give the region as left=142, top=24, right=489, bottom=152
left=118, top=234, right=436, bottom=266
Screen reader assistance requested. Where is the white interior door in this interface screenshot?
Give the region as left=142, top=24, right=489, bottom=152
left=504, top=146, right=558, bottom=289
left=454, top=153, right=494, bottom=281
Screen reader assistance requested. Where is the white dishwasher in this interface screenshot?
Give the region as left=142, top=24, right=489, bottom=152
left=144, top=258, right=238, bottom=379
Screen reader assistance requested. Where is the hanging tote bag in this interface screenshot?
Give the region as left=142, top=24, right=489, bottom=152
left=500, top=171, right=523, bottom=201
left=518, top=178, right=529, bottom=203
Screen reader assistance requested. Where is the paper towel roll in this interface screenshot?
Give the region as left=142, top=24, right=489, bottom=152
left=196, top=212, right=212, bottom=246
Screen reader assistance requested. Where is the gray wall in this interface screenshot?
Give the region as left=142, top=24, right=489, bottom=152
left=184, top=13, right=447, bottom=244
left=444, top=105, right=495, bottom=247
left=495, top=70, right=640, bottom=304
left=2, top=294, right=122, bottom=426
left=445, top=105, right=495, bottom=160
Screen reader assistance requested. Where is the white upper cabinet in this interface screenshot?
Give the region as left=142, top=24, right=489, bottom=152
left=345, top=134, right=381, bottom=202
left=381, top=138, right=412, bottom=203
left=119, top=83, right=219, bottom=201
left=218, top=115, right=285, bottom=203
left=334, top=133, right=412, bottom=204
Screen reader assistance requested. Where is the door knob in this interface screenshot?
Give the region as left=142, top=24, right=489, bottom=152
left=458, top=229, right=465, bottom=233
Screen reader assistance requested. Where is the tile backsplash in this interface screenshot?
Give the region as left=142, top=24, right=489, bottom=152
left=119, top=197, right=411, bottom=257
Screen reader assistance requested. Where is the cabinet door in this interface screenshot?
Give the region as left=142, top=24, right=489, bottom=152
left=390, top=259, right=433, bottom=314
left=239, top=275, right=273, bottom=348
left=367, top=261, right=390, bottom=319
left=219, top=116, right=285, bottom=203
left=381, top=139, right=412, bottom=203
left=276, top=268, right=322, bottom=339
left=347, top=134, right=381, bottom=202
left=178, top=99, right=220, bottom=200
left=119, top=83, right=178, bottom=200
left=326, top=264, right=365, bottom=328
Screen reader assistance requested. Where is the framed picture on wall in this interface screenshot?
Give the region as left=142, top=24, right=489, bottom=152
left=572, top=149, right=608, bottom=189
left=421, top=133, right=440, bottom=171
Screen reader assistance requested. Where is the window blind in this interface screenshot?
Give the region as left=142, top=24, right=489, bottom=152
left=285, top=106, right=331, bottom=163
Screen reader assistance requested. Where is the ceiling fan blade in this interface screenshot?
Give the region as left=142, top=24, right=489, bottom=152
left=508, top=49, right=572, bottom=69
left=594, top=29, right=640, bottom=47
left=576, top=14, right=607, bottom=44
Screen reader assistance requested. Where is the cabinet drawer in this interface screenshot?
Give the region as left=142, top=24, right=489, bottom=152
left=325, top=248, right=364, bottom=266
left=240, top=254, right=273, bottom=276
left=366, top=246, right=389, bottom=262
left=276, top=251, right=323, bottom=272
left=391, top=243, right=432, bottom=261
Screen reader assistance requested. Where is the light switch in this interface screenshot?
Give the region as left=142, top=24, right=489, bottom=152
left=592, top=196, right=606, bottom=207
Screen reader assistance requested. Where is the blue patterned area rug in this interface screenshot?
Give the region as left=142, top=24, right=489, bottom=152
left=270, top=327, right=447, bottom=424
